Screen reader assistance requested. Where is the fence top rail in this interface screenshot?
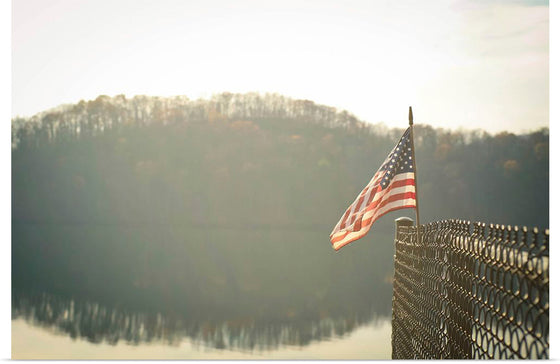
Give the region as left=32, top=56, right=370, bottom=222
left=396, top=218, right=549, bottom=254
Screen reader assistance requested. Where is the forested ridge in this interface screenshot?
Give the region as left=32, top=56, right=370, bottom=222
left=12, top=92, right=549, bottom=228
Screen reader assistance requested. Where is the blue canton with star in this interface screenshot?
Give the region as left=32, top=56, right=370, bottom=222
left=379, top=127, right=414, bottom=190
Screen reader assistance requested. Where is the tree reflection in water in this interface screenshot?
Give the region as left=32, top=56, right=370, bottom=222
left=13, top=291, right=387, bottom=351
left=12, top=225, right=395, bottom=352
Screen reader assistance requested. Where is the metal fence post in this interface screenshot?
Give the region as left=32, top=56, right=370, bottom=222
left=394, top=217, right=413, bottom=241
left=392, top=217, right=414, bottom=359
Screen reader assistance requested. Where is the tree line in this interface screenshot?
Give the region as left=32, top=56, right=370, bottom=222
left=12, top=92, right=549, bottom=228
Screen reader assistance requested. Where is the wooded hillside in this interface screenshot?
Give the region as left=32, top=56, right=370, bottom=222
left=12, top=93, right=549, bottom=229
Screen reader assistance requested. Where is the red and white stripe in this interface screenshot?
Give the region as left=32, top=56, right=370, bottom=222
left=330, top=172, right=416, bottom=250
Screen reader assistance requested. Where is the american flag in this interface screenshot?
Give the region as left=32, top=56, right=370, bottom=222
left=330, top=127, right=417, bottom=250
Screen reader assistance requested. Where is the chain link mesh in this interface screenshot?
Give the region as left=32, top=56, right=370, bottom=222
left=391, top=219, right=549, bottom=359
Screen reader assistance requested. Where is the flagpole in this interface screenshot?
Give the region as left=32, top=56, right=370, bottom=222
left=409, top=106, right=421, bottom=242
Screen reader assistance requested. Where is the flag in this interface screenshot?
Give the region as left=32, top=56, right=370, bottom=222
left=330, top=127, right=417, bottom=250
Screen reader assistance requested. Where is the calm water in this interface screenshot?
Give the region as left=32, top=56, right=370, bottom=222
left=12, top=223, right=396, bottom=359
left=12, top=317, right=392, bottom=359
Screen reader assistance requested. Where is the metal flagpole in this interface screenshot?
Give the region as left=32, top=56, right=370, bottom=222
left=408, top=106, right=421, bottom=243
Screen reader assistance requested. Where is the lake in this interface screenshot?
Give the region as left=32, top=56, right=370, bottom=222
left=12, top=318, right=392, bottom=359
left=12, top=223, right=397, bottom=359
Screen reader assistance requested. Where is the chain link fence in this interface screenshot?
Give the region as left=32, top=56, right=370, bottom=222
left=391, top=218, right=549, bottom=359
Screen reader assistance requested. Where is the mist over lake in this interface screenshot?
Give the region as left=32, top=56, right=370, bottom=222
left=11, top=93, right=548, bottom=358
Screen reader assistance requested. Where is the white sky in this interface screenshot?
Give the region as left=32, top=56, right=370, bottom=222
left=12, top=0, right=549, bottom=133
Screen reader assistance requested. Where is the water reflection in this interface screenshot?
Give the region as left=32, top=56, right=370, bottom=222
left=13, top=291, right=387, bottom=351
left=12, top=224, right=395, bottom=353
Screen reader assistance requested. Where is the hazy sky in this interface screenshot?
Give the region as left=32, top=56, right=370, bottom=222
left=12, top=0, right=548, bottom=133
